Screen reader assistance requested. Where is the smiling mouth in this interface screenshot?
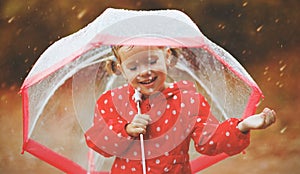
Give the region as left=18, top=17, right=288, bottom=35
left=139, top=76, right=157, bottom=85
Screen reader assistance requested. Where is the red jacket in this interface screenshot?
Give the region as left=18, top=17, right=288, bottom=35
left=85, top=81, right=250, bottom=173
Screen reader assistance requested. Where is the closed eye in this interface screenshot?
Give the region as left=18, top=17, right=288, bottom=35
left=125, top=63, right=138, bottom=71
left=149, top=56, right=158, bottom=65
left=129, top=66, right=137, bottom=71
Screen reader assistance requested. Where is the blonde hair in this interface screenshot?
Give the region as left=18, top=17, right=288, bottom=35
left=106, top=45, right=180, bottom=75
left=104, top=46, right=124, bottom=75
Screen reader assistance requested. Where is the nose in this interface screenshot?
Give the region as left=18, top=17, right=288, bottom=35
left=138, top=69, right=152, bottom=77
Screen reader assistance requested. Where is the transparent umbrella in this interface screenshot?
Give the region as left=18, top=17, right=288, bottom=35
left=20, top=8, right=263, bottom=173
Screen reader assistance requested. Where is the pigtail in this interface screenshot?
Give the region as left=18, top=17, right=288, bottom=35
left=168, top=47, right=180, bottom=67
left=105, top=59, right=120, bottom=75
left=104, top=46, right=121, bottom=75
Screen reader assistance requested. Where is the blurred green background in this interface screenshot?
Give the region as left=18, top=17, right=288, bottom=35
left=0, top=0, right=299, bottom=173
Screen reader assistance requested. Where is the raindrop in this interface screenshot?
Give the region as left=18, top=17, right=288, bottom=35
left=256, top=25, right=264, bottom=32
left=242, top=2, right=248, bottom=7
left=275, top=81, right=283, bottom=88
left=280, top=44, right=284, bottom=48
left=16, top=28, right=22, bottom=36
left=279, top=64, right=287, bottom=72
left=280, top=72, right=284, bottom=77
left=263, top=66, right=269, bottom=75
left=8, top=16, right=15, bottom=23
left=218, top=23, right=226, bottom=30
left=280, top=126, right=287, bottom=134
left=265, top=66, right=269, bottom=71
left=77, top=9, right=87, bottom=19
left=278, top=60, right=283, bottom=65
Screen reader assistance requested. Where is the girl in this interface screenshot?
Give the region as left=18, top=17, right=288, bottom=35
left=85, top=46, right=276, bottom=173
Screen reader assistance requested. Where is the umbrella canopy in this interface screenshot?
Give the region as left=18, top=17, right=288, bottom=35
left=21, top=8, right=263, bottom=173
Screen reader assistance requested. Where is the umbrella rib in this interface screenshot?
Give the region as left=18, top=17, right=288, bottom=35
left=28, top=47, right=113, bottom=137
left=175, top=61, right=229, bottom=120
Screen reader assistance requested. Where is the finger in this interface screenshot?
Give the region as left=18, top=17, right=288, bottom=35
left=267, top=109, right=276, bottom=122
left=271, top=112, right=276, bottom=123
left=134, top=113, right=149, bottom=118
left=133, top=115, right=151, bottom=125
left=271, top=110, right=276, bottom=122
left=264, top=113, right=276, bottom=128
left=131, top=122, right=147, bottom=129
left=136, top=114, right=151, bottom=121
left=132, top=119, right=149, bottom=126
left=136, top=127, right=146, bottom=135
left=262, top=108, right=274, bottom=119
left=141, top=114, right=152, bottom=121
left=263, top=107, right=271, bottom=114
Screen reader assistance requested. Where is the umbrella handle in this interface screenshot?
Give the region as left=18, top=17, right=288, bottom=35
left=137, top=101, right=147, bottom=174
left=140, top=133, right=147, bottom=174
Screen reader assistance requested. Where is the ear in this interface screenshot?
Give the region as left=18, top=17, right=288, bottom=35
left=116, top=63, right=127, bottom=80
left=116, top=63, right=122, bottom=73
left=165, top=48, right=176, bottom=68
left=108, top=62, right=121, bottom=75
left=164, top=48, right=171, bottom=66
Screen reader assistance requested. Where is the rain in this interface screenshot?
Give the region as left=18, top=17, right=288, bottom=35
left=0, top=1, right=299, bottom=174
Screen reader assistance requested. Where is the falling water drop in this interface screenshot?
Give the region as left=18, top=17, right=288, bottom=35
left=8, top=16, right=15, bottom=23
left=242, top=2, right=248, bottom=7
left=77, top=9, right=87, bottom=19
left=279, top=64, right=287, bottom=72
left=256, top=25, right=264, bottom=32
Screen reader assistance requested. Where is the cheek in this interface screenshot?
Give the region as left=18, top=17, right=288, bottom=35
left=128, top=78, right=139, bottom=88
left=157, top=71, right=167, bottom=80
left=121, top=69, right=138, bottom=82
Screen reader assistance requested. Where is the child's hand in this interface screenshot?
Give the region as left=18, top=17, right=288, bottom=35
left=237, top=108, right=276, bottom=133
left=126, top=114, right=151, bottom=137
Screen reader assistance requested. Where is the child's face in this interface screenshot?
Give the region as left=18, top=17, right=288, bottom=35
left=117, top=46, right=169, bottom=96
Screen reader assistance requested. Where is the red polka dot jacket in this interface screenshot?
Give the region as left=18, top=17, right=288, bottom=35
left=85, top=81, right=250, bottom=173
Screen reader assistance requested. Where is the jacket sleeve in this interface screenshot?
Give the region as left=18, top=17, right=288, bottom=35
left=191, top=95, right=250, bottom=156
left=85, top=91, right=133, bottom=157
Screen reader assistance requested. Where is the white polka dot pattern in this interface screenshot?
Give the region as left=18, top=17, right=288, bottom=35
left=85, top=81, right=250, bottom=173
